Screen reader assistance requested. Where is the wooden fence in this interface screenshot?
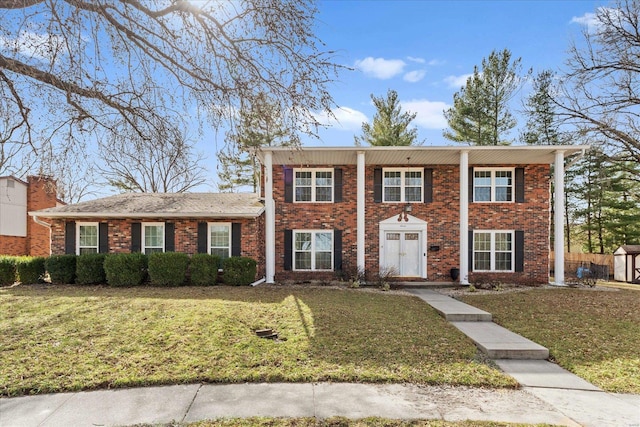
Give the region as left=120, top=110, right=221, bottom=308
left=550, top=252, right=614, bottom=279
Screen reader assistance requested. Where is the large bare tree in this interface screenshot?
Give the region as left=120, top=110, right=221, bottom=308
left=0, top=0, right=340, bottom=177
left=558, top=0, right=640, bottom=177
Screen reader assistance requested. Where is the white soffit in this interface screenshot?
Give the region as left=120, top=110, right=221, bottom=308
left=258, top=145, right=589, bottom=166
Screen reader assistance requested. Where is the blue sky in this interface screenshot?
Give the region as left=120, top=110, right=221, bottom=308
left=287, top=0, right=605, bottom=149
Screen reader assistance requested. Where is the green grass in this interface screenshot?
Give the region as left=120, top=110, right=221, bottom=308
left=0, top=285, right=516, bottom=397
left=461, top=288, right=640, bottom=394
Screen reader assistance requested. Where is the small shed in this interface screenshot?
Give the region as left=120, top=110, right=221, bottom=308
left=613, top=245, right=640, bottom=284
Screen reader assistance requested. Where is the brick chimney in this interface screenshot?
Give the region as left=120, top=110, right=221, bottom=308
left=27, top=175, right=58, bottom=257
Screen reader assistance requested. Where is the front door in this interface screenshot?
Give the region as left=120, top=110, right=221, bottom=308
left=382, top=230, right=423, bottom=277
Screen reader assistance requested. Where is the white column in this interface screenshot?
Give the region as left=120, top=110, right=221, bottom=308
left=459, top=150, right=469, bottom=285
left=357, top=151, right=366, bottom=272
left=554, top=150, right=565, bottom=285
left=264, top=151, right=275, bottom=283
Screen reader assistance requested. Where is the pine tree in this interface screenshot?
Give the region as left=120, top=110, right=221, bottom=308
left=444, top=49, right=528, bottom=145
left=355, top=89, right=422, bottom=146
left=218, top=94, right=297, bottom=192
left=522, top=70, right=568, bottom=146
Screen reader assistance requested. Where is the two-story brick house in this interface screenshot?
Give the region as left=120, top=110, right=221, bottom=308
left=31, top=145, right=587, bottom=285
left=256, top=145, right=588, bottom=285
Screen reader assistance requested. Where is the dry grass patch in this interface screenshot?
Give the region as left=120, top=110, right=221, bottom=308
left=180, top=418, right=554, bottom=426
left=0, top=285, right=516, bottom=396
left=460, top=287, right=640, bottom=393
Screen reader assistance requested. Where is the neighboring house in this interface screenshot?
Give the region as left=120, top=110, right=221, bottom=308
left=0, top=175, right=60, bottom=257
left=30, top=192, right=265, bottom=277
left=30, top=145, right=588, bottom=285
left=255, top=145, right=588, bottom=285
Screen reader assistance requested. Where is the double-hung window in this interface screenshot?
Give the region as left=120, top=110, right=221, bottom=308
left=383, top=169, right=422, bottom=202
left=142, top=222, right=164, bottom=254
left=293, top=230, right=333, bottom=271
left=209, top=223, right=231, bottom=259
left=473, top=231, right=514, bottom=272
left=474, top=168, right=513, bottom=202
left=294, top=169, right=333, bottom=202
left=77, top=222, right=98, bottom=255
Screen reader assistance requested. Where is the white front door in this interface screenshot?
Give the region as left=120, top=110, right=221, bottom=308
left=381, top=230, right=423, bottom=277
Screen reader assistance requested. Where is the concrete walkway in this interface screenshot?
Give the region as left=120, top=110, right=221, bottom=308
left=2, top=289, right=639, bottom=427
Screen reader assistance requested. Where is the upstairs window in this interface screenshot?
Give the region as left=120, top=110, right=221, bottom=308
left=77, top=223, right=98, bottom=255
left=294, top=169, right=333, bottom=202
left=474, top=168, right=513, bottom=202
left=383, top=169, right=422, bottom=203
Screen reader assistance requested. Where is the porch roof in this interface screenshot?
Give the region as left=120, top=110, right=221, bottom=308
left=255, top=145, right=589, bottom=166
left=29, top=192, right=264, bottom=219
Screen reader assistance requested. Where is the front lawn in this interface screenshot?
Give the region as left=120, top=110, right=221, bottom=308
left=0, top=285, right=516, bottom=397
left=461, top=288, right=640, bottom=393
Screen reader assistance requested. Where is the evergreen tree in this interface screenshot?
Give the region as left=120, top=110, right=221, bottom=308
left=444, top=49, right=528, bottom=145
left=218, top=94, right=297, bottom=192
left=522, top=70, right=569, bottom=146
left=355, top=89, right=422, bottom=146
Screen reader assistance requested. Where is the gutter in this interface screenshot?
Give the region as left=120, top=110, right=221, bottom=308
left=250, top=277, right=266, bottom=287
left=565, top=147, right=588, bottom=169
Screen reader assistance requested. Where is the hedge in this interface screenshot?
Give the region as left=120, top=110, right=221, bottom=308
left=0, top=256, right=16, bottom=286
left=15, top=256, right=46, bottom=284
left=190, top=253, right=220, bottom=286
left=45, top=254, right=76, bottom=284
left=76, top=253, right=107, bottom=285
left=148, top=252, right=189, bottom=286
left=104, top=253, right=148, bottom=287
left=222, top=256, right=257, bottom=286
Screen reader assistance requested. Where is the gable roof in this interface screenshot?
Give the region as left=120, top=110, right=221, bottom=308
left=255, top=145, right=590, bottom=166
left=29, top=192, right=264, bottom=219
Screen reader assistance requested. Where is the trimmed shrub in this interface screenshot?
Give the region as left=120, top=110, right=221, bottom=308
left=104, top=253, right=148, bottom=287
left=15, top=256, right=46, bottom=284
left=222, top=256, right=257, bottom=286
left=76, top=253, right=107, bottom=285
left=190, top=254, right=220, bottom=286
left=148, top=252, right=189, bottom=286
left=0, top=256, right=16, bottom=286
left=45, top=255, right=76, bottom=284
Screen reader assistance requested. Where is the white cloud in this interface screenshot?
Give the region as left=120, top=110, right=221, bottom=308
left=570, top=12, right=601, bottom=31
left=403, top=70, right=426, bottom=83
left=0, top=31, right=64, bottom=61
left=428, top=59, right=446, bottom=66
left=444, top=73, right=472, bottom=88
left=313, top=106, right=367, bottom=131
left=407, top=56, right=425, bottom=64
left=402, top=99, right=450, bottom=129
left=354, top=57, right=406, bottom=79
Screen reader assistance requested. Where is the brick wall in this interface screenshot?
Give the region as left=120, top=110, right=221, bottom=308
left=27, top=176, right=58, bottom=257
left=0, top=236, right=27, bottom=255
left=271, top=163, right=551, bottom=284
left=50, top=216, right=265, bottom=278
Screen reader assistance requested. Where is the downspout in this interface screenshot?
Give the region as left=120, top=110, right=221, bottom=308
left=32, top=215, right=52, bottom=256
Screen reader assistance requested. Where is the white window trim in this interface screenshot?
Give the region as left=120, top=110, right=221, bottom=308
left=76, top=222, right=99, bottom=255
left=293, top=168, right=334, bottom=203
left=473, top=167, right=515, bottom=203
left=142, top=222, right=165, bottom=254
left=382, top=168, right=423, bottom=203
left=208, top=222, right=231, bottom=259
left=473, top=230, right=515, bottom=272
left=292, top=229, right=334, bottom=271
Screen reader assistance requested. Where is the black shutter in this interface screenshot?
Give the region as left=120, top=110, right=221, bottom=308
left=468, top=230, right=474, bottom=272
left=165, top=222, right=175, bottom=252
left=284, top=167, right=293, bottom=203
left=374, top=168, right=382, bottom=203
left=515, top=230, right=525, bottom=272
left=334, top=168, right=343, bottom=202
left=65, top=221, right=76, bottom=255
left=231, top=223, right=242, bottom=256
left=515, top=167, right=525, bottom=203
left=99, top=223, right=109, bottom=253
left=468, top=167, right=474, bottom=202
left=334, top=229, right=342, bottom=271
left=197, top=222, right=208, bottom=253
left=284, top=229, right=292, bottom=270
left=131, top=222, right=141, bottom=252
left=423, top=168, right=433, bottom=203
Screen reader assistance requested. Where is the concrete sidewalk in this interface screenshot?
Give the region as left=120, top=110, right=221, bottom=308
left=2, top=289, right=639, bottom=427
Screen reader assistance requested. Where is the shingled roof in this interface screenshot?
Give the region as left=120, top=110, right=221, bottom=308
left=29, top=193, right=264, bottom=219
